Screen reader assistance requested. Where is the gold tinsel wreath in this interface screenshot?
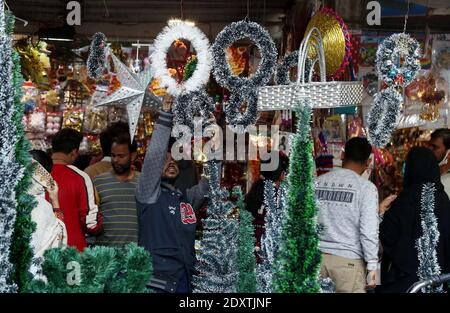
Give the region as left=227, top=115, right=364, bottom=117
left=304, top=7, right=350, bottom=79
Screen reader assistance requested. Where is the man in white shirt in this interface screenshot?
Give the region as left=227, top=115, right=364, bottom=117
left=316, top=137, right=379, bottom=293
left=428, top=128, right=450, bottom=197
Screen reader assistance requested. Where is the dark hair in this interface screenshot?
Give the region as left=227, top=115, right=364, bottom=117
left=344, top=137, right=372, bottom=164
left=29, top=149, right=53, bottom=172
left=431, top=128, right=450, bottom=149
left=111, top=134, right=137, bottom=153
left=100, top=122, right=131, bottom=156
left=51, top=128, right=83, bottom=154
left=260, top=151, right=290, bottom=181
left=72, top=154, right=92, bottom=171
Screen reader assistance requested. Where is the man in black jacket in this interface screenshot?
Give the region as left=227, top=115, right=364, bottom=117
left=136, top=97, right=217, bottom=293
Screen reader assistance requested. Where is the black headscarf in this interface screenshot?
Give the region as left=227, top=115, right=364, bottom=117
left=403, top=147, right=442, bottom=189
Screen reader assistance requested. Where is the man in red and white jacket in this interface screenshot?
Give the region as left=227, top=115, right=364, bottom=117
left=50, top=128, right=102, bottom=251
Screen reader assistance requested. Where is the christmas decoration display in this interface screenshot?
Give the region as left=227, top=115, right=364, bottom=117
left=26, top=243, right=152, bottom=293
left=15, top=39, right=50, bottom=88
left=376, top=33, right=421, bottom=88
left=226, top=46, right=248, bottom=76
left=233, top=186, right=257, bottom=293
left=415, top=183, right=443, bottom=293
left=193, top=161, right=239, bottom=293
left=87, top=32, right=107, bottom=79
left=275, top=51, right=312, bottom=85
left=151, top=22, right=211, bottom=97
left=83, top=105, right=108, bottom=134
left=367, top=87, right=403, bottom=148
left=62, top=109, right=85, bottom=132
left=304, top=7, right=351, bottom=80
left=257, top=180, right=288, bottom=293
left=0, top=4, right=23, bottom=292
left=212, top=20, right=277, bottom=133
left=45, top=112, right=62, bottom=136
left=28, top=109, right=46, bottom=133
left=274, top=100, right=321, bottom=293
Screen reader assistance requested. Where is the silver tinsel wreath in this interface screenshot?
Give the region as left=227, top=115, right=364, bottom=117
left=212, top=20, right=277, bottom=132
left=376, top=33, right=421, bottom=88
left=367, top=87, right=403, bottom=148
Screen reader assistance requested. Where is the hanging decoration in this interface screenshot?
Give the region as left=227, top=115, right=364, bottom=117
left=415, top=183, right=443, bottom=293
left=95, top=51, right=160, bottom=139
left=376, top=33, right=421, bottom=88
left=87, top=32, right=107, bottom=79
left=212, top=20, right=277, bottom=133
left=367, top=87, right=403, bottom=148
left=273, top=99, right=321, bottom=293
left=257, top=180, right=288, bottom=293
left=172, top=89, right=215, bottom=134
left=151, top=23, right=212, bottom=97
left=304, top=7, right=351, bottom=80
left=258, top=28, right=363, bottom=111
left=275, top=50, right=312, bottom=85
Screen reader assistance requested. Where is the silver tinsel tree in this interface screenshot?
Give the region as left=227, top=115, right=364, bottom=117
left=0, top=0, right=23, bottom=293
left=257, top=180, right=288, bottom=293
left=192, top=161, right=239, bottom=293
left=416, top=183, right=443, bottom=293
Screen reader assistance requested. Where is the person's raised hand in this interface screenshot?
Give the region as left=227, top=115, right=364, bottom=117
left=379, top=194, right=397, bottom=215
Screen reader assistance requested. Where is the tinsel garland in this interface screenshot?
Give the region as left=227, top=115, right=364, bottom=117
left=275, top=51, right=312, bottom=85
left=87, top=32, right=107, bottom=79
left=273, top=99, right=322, bottom=293
left=9, top=13, right=37, bottom=291
left=234, top=186, right=257, bottom=293
left=151, top=23, right=212, bottom=97
left=0, top=2, right=23, bottom=293
left=415, top=183, right=443, bottom=293
left=26, top=243, right=152, bottom=293
left=257, top=180, right=288, bottom=293
left=367, top=87, right=403, bottom=148
left=193, top=161, right=239, bottom=293
left=212, top=20, right=277, bottom=132
left=376, top=33, right=421, bottom=88
left=172, top=88, right=215, bottom=135
left=319, top=277, right=336, bottom=293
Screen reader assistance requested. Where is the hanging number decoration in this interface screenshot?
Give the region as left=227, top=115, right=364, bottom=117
left=212, top=20, right=277, bottom=133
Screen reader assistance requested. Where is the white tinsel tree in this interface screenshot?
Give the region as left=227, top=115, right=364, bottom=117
left=192, top=161, right=239, bottom=293
left=0, top=0, right=23, bottom=293
left=257, top=180, right=288, bottom=293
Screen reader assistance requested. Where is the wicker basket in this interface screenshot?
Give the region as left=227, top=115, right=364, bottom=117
left=257, top=27, right=363, bottom=111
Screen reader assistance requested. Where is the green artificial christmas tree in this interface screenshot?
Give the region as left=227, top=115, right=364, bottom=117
left=233, top=186, right=257, bottom=293
left=193, top=161, right=239, bottom=293
left=7, top=12, right=37, bottom=292
left=26, top=243, right=152, bottom=293
left=274, top=99, right=322, bottom=293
